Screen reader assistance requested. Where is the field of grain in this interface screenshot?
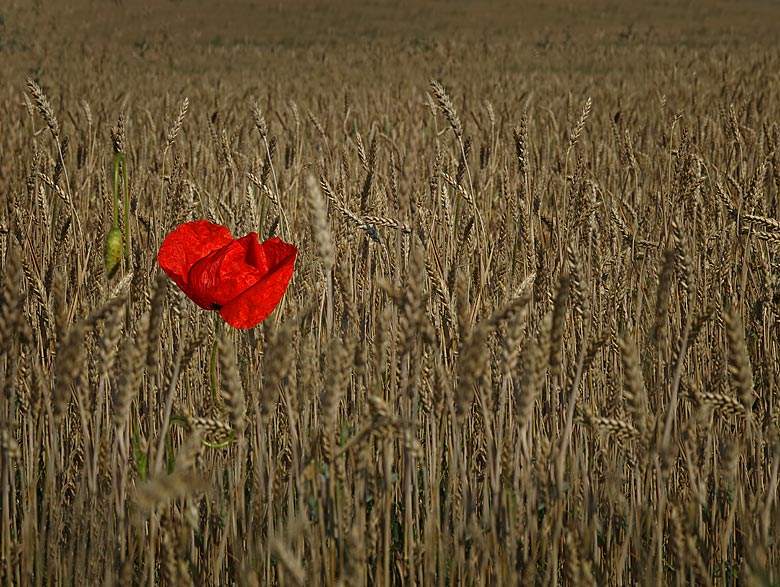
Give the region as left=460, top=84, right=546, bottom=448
left=2, top=1, right=780, bottom=585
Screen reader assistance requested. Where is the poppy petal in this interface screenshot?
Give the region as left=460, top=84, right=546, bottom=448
left=187, top=236, right=265, bottom=308
left=219, top=242, right=297, bottom=329
left=158, top=220, right=235, bottom=306
left=257, top=237, right=295, bottom=271
left=244, top=233, right=269, bottom=274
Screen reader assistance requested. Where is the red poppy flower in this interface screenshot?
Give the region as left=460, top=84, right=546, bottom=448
left=158, top=220, right=297, bottom=329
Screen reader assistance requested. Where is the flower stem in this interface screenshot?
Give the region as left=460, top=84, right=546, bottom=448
left=121, top=156, right=130, bottom=262
left=112, top=153, right=121, bottom=229
left=210, top=319, right=224, bottom=412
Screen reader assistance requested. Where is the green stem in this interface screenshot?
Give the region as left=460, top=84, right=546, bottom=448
left=170, top=414, right=188, bottom=427
left=165, top=319, right=236, bottom=451
left=201, top=435, right=236, bottom=449
left=165, top=430, right=175, bottom=474
left=122, top=154, right=130, bottom=261
left=112, top=153, right=121, bottom=229
left=210, top=320, right=224, bottom=412
left=209, top=338, right=224, bottom=412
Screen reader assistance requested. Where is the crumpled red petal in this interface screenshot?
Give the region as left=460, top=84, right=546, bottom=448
left=187, top=234, right=265, bottom=309
left=158, top=221, right=297, bottom=329
left=157, top=220, right=235, bottom=308
left=219, top=239, right=297, bottom=329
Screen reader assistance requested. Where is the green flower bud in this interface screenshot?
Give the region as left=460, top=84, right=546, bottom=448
left=105, top=227, right=124, bottom=278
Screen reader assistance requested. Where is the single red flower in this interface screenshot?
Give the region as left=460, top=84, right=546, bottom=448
left=158, top=220, right=297, bottom=329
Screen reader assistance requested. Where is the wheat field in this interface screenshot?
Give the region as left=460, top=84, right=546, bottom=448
left=2, top=2, right=780, bottom=585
